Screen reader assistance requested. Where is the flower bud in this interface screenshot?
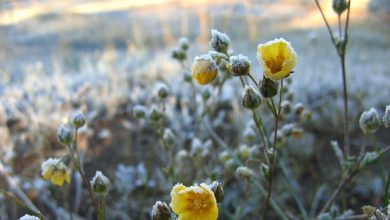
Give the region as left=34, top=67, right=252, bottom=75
left=57, top=123, right=74, bottom=145
left=259, top=77, right=279, bottom=98
left=183, top=71, right=193, bottom=82
left=242, top=86, right=261, bottom=109
left=383, top=105, right=390, bottom=128
left=156, top=82, right=169, bottom=99
left=72, top=112, right=86, bottom=129
left=209, top=181, right=224, bottom=203
left=179, top=37, right=189, bottom=51
left=202, top=88, right=212, bottom=101
left=225, top=158, right=237, bottom=170
left=236, top=145, right=250, bottom=161
left=300, top=110, right=312, bottom=122
left=293, top=103, right=305, bottom=116
left=90, top=171, right=110, bottom=195
left=210, top=29, right=230, bottom=54
left=359, top=108, right=381, bottom=134
left=149, top=105, right=163, bottom=122
left=236, top=166, right=253, bottom=179
left=151, top=201, right=172, bottom=220
left=291, top=127, right=304, bottom=138
left=133, top=105, right=147, bottom=119
left=163, top=128, right=175, bottom=148
left=219, top=150, right=231, bottom=162
left=281, top=100, right=291, bottom=114
left=229, top=54, right=251, bottom=76
left=243, top=126, right=257, bottom=144
left=192, top=54, right=218, bottom=85
left=333, top=0, right=348, bottom=15
left=171, top=47, right=186, bottom=61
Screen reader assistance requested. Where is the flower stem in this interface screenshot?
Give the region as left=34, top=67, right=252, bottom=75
left=97, top=194, right=106, bottom=220
left=262, top=79, right=284, bottom=220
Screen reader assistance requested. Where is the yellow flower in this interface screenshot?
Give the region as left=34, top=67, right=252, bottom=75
left=41, top=158, right=71, bottom=186
left=170, top=183, right=218, bottom=220
left=257, top=38, right=297, bottom=80
left=192, top=55, right=218, bottom=85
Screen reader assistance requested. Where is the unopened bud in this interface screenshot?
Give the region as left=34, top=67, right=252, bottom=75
left=209, top=181, right=224, bottom=203
left=242, top=86, right=261, bottom=109
left=359, top=108, right=380, bottom=134
left=163, top=129, right=176, bottom=148
left=291, top=127, right=304, bottom=138
left=171, top=47, right=186, bottom=61
left=151, top=201, right=172, bottom=220
left=202, top=88, right=212, bottom=101
left=149, top=105, right=163, bottom=122
left=183, top=71, right=192, bottom=82
left=244, top=126, right=257, bottom=144
left=156, top=82, right=169, bottom=99
left=72, top=112, right=86, bottom=129
left=178, top=37, right=189, bottom=51
left=293, top=103, right=305, bottom=116
left=90, top=171, right=110, bottom=195
left=219, top=150, right=231, bottom=162
left=300, top=110, right=312, bottom=122
left=210, top=29, right=230, bottom=54
left=236, top=166, right=253, bottom=179
left=333, top=0, right=348, bottom=15
left=281, top=100, right=291, bottom=114
left=133, top=105, right=147, bottom=119
left=259, top=77, right=279, bottom=98
left=57, top=124, right=74, bottom=145
left=383, top=105, right=390, bottom=128
left=229, top=54, right=251, bottom=76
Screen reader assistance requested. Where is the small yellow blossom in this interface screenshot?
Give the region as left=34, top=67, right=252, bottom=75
left=257, top=38, right=297, bottom=80
left=192, top=54, right=218, bottom=85
left=170, top=183, right=218, bottom=220
left=41, top=158, right=71, bottom=186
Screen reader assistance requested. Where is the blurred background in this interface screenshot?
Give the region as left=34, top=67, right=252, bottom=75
left=0, top=0, right=389, bottom=219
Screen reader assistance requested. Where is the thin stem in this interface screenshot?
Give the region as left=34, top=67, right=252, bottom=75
left=248, top=73, right=259, bottom=87
left=340, top=55, right=350, bottom=156
left=0, top=190, right=45, bottom=220
left=313, top=0, right=336, bottom=45
left=97, top=194, right=105, bottom=220
left=338, top=15, right=342, bottom=38
left=68, top=130, right=99, bottom=217
left=383, top=169, right=390, bottom=207
left=239, top=77, right=246, bottom=87
left=252, top=110, right=270, bottom=164
left=262, top=79, right=284, bottom=220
